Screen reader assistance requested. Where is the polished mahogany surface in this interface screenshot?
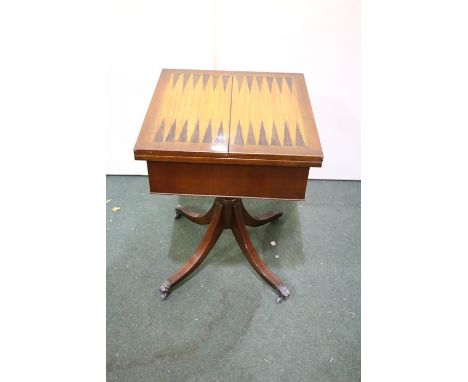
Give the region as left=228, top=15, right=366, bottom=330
left=134, top=69, right=323, bottom=167
left=147, top=161, right=309, bottom=200
left=133, top=69, right=324, bottom=301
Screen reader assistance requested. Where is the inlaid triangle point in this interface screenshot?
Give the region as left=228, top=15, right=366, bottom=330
left=182, top=73, right=190, bottom=89
left=173, top=73, right=181, bottom=87
left=178, top=121, right=188, bottom=142
left=258, top=122, right=268, bottom=145
left=286, top=77, right=293, bottom=93
left=235, top=122, right=244, bottom=145
left=154, top=120, right=165, bottom=142
left=271, top=123, right=281, bottom=146
left=203, top=74, right=210, bottom=89
left=223, top=75, right=230, bottom=91
left=190, top=121, right=200, bottom=143
left=215, top=122, right=224, bottom=143
left=275, top=77, right=283, bottom=91
left=212, top=75, right=219, bottom=90
left=283, top=123, right=293, bottom=146
left=203, top=121, right=212, bottom=143
left=267, top=76, right=273, bottom=93
left=166, top=120, right=176, bottom=142
left=192, top=74, right=201, bottom=88
left=256, top=76, right=263, bottom=91
left=296, top=124, right=305, bottom=146
left=247, top=123, right=256, bottom=145
left=247, top=76, right=253, bottom=92
left=237, top=76, right=244, bottom=90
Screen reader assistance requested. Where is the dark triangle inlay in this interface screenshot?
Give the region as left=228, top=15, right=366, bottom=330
left=283, top=123, right=293, bottom=146
left=275, top=76, right=283, bottom=91
left=286, top=77, right=293, bottom=93
left=256, top=76, right=264, bottom=91
left=258, top=123, right=268, bottom=145
left=190, top=121, right=200, bottom=143
left=215, top=122, right=224, bottom=143
left=183, top=73, right=190, bottom=89
left=247, top=123, right=256, bottom=145
left=271, top=123, right=281, bottom=146
left=166, top=120, right=176, bottom=142
left=173, top=73, right=181, bottom=87
left=154, top=120, right=165, bottom=142
left=237, top=76, right=244, bottom=90
left=247, top=76, right=253, bottom=92
left=235, top=122, right=244, bottom=145
left=178, top=121, right=188, bottom=142
left=203, top=74, right=210, bottom=89
left=296, top=124, right=305, bottom=146
left=193, top=74, right=201, bottom=88
left=212, top=75, right=219, bottom=90
left=223, top=75, right=230, bottom=90
left=267, top=76, right=273, bottom=93
left=202, top=121, right=212, bottom=143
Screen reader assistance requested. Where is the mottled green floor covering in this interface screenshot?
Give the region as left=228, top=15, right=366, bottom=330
left=107, top=176, right=360, bottom=381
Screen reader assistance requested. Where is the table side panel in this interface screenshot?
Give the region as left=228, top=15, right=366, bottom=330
left=147, top=161, right=309, bottom=200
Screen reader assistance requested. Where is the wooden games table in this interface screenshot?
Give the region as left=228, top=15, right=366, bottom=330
left=134, top=69, right=323, bottom=302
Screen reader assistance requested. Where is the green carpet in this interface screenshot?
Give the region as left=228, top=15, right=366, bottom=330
left=107, top=176, right=360, bottom=381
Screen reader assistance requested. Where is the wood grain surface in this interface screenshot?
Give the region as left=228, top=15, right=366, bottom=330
left=134, top=69, right=323, bottom=167
left=147, top=161, right=309, bottom=200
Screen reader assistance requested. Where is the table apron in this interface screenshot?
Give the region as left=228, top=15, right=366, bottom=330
left=147, top=161, right=310, bottom=200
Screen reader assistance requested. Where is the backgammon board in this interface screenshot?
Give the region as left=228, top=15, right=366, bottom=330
left=134, top=69, right=322, bottom=166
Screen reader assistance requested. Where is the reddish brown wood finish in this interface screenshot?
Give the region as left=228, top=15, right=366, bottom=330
left=160, top=202, right=224, bottom=299
left=133, top=69, right=323, bottom=167
left=239, top=199, right=283, bottom=227
left=159, top=198, right=289, bottom=302
left=135, top=69, right=324, bottom=302
left=147, top=161, right=309, bottom=200
left=174, top=203, right=215, bottom=225
left=231, top=202, right=288, bottom=302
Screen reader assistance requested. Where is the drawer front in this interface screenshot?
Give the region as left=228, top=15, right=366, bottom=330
left=147, top=161, right=309, bottom=200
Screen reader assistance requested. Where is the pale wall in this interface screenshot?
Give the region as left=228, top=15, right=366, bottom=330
left=107, top=0, right=360, bottom=180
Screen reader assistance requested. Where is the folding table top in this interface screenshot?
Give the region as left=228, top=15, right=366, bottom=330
left=134, top=69, right=323, bottom=167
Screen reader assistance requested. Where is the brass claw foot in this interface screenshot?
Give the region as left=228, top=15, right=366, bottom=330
left=275, top=283, right=290, bottom=303
left=160, top=280, right=171, bottom=301
left=174, top=205, right=183, bottom=219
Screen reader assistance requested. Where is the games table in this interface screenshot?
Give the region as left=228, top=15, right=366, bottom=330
left=134, top=69, right=323, bottom=302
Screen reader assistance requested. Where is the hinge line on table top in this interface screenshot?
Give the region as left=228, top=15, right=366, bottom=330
left=227, top=74, right=234, bottom=156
